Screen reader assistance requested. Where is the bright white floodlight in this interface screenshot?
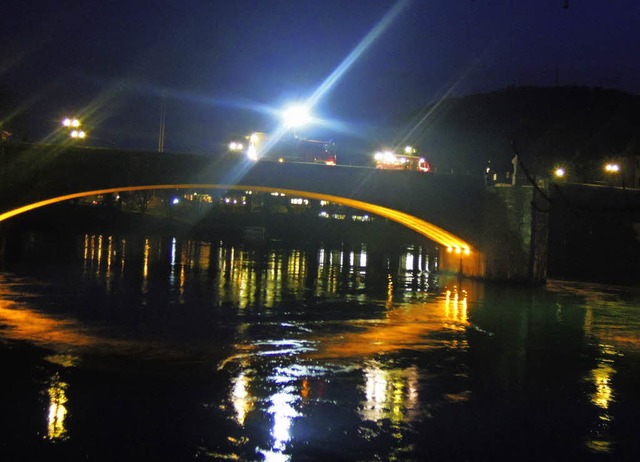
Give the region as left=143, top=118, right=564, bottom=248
left=62, top=117, right=80, bottom=128
left=282, top=104, right=311, bottom=128
left=605, top=163, right=620, bottom=173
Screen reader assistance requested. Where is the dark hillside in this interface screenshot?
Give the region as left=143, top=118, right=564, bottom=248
left=403, top=86, right=640, bottom=179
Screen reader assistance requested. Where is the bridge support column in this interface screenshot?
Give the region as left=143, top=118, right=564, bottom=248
left=480, top=185, right=548, bottom=283
left=438, top=247, right=486, bottom=279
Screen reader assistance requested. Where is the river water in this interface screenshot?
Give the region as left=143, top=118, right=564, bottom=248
left=0, top=229, right=639, bottom=461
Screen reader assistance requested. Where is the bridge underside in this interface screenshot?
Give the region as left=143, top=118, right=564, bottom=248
left=0, top=183, right=485, bottom=277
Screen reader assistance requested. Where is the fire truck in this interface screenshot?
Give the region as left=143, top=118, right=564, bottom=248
left=231, top=132, right=337, bottom=165
left=373, top=147, right=431, bottom=172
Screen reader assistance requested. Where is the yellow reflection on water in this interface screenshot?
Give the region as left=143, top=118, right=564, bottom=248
left=361, top=362, right=419, bottom=424
left=43, top=354, right=77, bottom=440
left=0, top=298, right=96, bottom=347
left=386, top=274, right=394, bottom=309
left=590, top=360, right=614, bottom=410
left=231, top=371, right=253, bottom=426
left=143, top=238, right=151, bottom=279
left=47, top=373, right=68, bottom=440
left=0, top=280, right=170, bottom=358
left=308, top=282, right=475, bottom=360
left=445, top=286, right=468, bottom=327
left=584, top=344, right=617, bottom=454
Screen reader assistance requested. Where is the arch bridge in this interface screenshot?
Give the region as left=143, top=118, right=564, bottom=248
left=0, top=144, right=542, bottom=280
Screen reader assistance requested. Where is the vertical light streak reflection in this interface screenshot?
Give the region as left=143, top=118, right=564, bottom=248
left=360, top=362, right=419, bottom=425
left=315, top=247, right=341, bottom=295
left=404, top=253, right=414, bottom=272
left=238, top=254, right=251, bottom=308
left=256, top=386, right=299, bottom=462
left=577, top=298, right=619, bottom=454
left=180, top=264, right=186, bottom=301
left=269, top=389, right=298, bottom=450
left=386, top=274, right=394, bottom=309
left=585, top=343, right=617, bottom=453
left=83, top=234, right=89, bottom=269
left=199, top=242, right=211, bottom=271
left=591, top=359, right=614, bottom=410
left=89, top=235, right=96, bottom=265
left=170, top=237, right=177, bottom=267
left=231, top=371, right=253, bottom=426
left=95, top=235, right=103, bottom=277
left=142, top=238, right=150, bottom=295
left=286, top=250, right=306, bottom=293
left=47, top=373, right=68, bottom=440
left=94, top=237, right=437, bottom=309
left=444, top=287, right=468, bottom=327
left=346, top=247, right=367, bottom=291
left=105, top=236, right=113, bottom=293
left=120, top=237, right=126, bottom=275
left=45, top=355, right=77, bottom=441
left=84, top=233, right=121, bottom=286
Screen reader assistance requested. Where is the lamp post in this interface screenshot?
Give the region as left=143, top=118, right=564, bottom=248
left=604, top=162, right=624, bottom=189
left=604, top=163, right=620, bottom=182
left=604, top=163, right=619, bottom=173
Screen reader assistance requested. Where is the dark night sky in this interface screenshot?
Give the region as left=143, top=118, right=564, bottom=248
left=1, top=0, right=639, bottom=156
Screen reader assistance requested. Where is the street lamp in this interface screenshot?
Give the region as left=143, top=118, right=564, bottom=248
left=554, top=167, right=566, bottom=179
left=604, top=162, right=624, bottom=189
left=62, top=117, right=80, bottom=128
left=62, top=117, right=87, bottom=140
left=604, top=163, right=620, bottom=173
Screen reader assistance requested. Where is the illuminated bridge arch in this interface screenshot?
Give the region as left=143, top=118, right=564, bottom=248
left=0, top=183, right=474, bottom=254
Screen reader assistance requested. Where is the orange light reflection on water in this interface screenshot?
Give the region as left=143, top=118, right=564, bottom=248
left=0, top=277, right=177, bottom=359
left=306, top=282, right=474, bottom=360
